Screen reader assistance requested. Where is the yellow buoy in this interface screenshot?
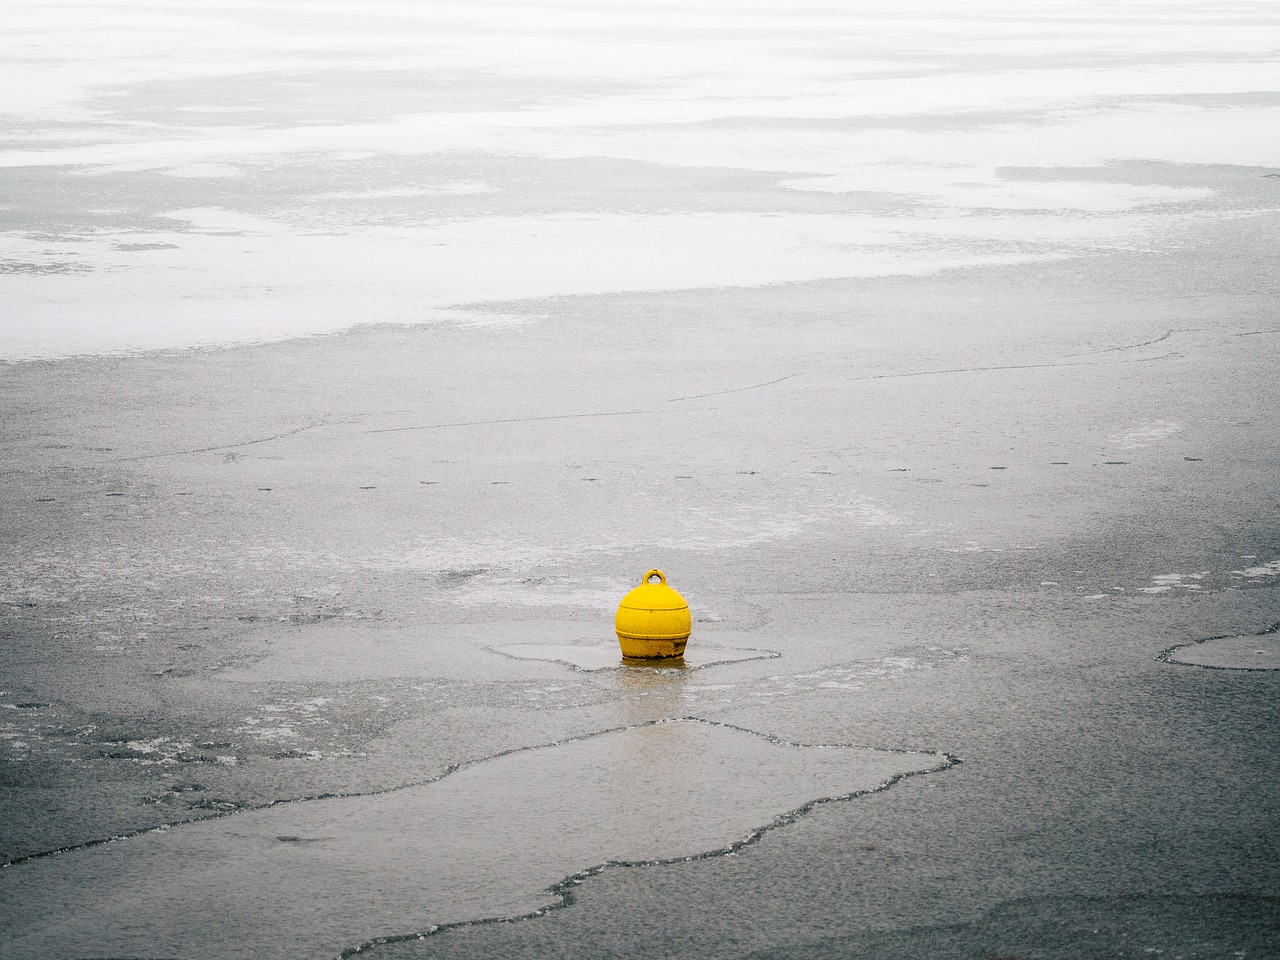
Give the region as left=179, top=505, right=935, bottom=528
left=616, top=569, right=691, bottom=660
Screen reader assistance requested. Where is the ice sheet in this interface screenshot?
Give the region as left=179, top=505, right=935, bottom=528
left=0, top=719, right=946, bottom=960
left=491, top=641, right=778, bottom=672
left=3, top=0, right=1276, bottom=358
left=1163, top=633, right=1280, bottom=670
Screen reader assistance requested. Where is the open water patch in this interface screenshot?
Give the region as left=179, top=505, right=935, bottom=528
left=0, top=719, right=951, bottom=960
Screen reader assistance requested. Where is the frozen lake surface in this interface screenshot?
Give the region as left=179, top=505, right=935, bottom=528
left=492, top=641, right=777, bottom=672
left=1, top=1, right=1278, bottom=958
left=2, top=0, right=1279, bottom=358
left=1163, top=629, right=1280, bottom=670
left=1, top=719, right=943, bottom=960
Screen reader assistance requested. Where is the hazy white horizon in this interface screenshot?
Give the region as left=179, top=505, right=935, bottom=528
left=2, top=0, right=1278, bottom=359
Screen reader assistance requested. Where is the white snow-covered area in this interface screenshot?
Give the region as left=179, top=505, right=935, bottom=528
left=1109, top=421, right=1184, bottom=450
left=2, top=0, right=1277, bottom=358
left=1137, top=572, right=1205, bottom=594
left=1233, top=559, right=1280, bottom=579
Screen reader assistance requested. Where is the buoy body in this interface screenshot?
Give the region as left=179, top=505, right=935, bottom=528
left=616, top=569, right=691, bottom=660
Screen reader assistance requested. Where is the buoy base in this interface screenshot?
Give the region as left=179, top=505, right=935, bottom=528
left=617, top=634, right=688, bottom=660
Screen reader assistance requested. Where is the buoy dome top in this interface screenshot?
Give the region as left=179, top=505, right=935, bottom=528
left=617, top=569, right=688, bottom=612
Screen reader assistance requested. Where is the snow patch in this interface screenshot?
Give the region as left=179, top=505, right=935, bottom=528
left=1109, top=420, right=1182, bottom=450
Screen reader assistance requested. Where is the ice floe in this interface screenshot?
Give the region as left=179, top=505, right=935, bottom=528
left=0, top=719, right=949, bottom=960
